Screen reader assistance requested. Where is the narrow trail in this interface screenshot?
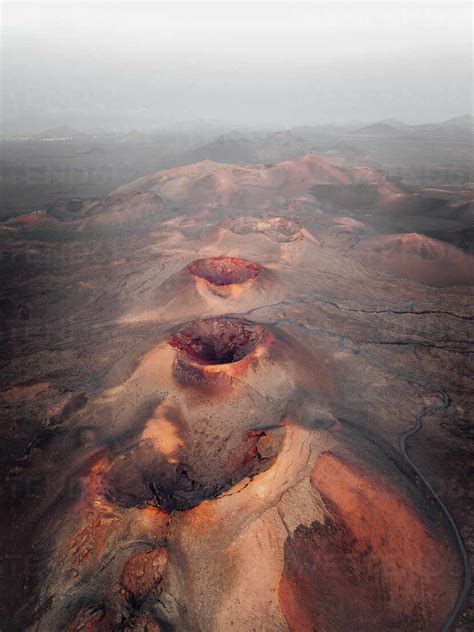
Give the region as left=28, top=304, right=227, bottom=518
left=349, top=341, right=471, bottom=632
left=400, top=394, right=471, bottom=632
left=232, top=297, right=471, bottom=631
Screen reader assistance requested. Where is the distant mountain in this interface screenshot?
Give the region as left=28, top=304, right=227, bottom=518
left=379, top=117, right=410, bottom=129
left=435, top=114, right=473, bottom=130
left=353, top=122, right=403, bottom=136
left=410, top=114, right=473, bottom=135
left=34, top=125, right=88, bottom=140
left=180, top=134, right=258, bottom=164
left=256, top=130, right=311, bottom=162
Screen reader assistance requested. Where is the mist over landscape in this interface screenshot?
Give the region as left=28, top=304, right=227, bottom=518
left=2, top=1, right=472, bottom=131
left=1, top=2, right=473, bottom=632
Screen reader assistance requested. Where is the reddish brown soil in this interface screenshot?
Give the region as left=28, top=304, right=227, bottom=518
left=122, top=614, right=162, bottom=631
left=279, top=452, right=461, bottom=631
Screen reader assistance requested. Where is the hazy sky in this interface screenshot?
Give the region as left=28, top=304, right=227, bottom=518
left=1, top=1, right=472, bottom=131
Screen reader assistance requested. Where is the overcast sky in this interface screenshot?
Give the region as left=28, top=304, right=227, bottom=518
left=1, top=1, right=472, bottom=131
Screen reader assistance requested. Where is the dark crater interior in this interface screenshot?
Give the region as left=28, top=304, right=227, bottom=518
left=187, top=256, right=261, bottom=286
left=103, top=429, right=283, bottom=512
left=170, top=317, right=266, bottom=365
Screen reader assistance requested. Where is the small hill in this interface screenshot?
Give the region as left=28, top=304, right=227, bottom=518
left=109, top=154, right=353, bottom=211
left=357, top=233, right=474, bottom=286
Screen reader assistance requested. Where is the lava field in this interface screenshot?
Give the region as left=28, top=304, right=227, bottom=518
left=1, top=155, right=472, bottom=631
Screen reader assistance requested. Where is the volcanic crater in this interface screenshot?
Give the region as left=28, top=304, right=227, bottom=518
left=187, top=256, right=261, bottom=286
left=170, top=317, right=267, bottom=366
left=103, top=426, right=283, bottom=514
left=224, top=216, right=305, bottom=242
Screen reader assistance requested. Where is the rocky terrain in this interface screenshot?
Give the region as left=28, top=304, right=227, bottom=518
left=0, top=154, right=472, bottom=631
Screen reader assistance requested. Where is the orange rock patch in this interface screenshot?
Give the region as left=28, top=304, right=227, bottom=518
left=65, top=605, right=114, bottom=632
left=120, top=547, right=168, bottom=603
